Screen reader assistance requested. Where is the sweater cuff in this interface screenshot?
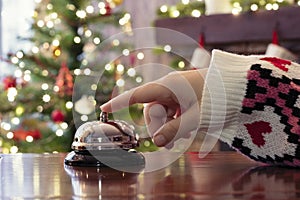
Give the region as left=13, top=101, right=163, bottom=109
left=199, top=50, right=262, bottom=144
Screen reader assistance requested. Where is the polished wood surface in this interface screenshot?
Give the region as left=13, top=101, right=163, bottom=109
left=1, top=151, right=299, bottom=199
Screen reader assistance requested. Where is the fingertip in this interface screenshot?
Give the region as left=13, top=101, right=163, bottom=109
left=153, top=134, right=167, bottom=147
left=100, top=102, right=112, bottom=112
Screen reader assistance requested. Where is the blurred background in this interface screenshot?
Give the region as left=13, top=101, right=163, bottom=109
left=0, top=0, right=298, bottom=153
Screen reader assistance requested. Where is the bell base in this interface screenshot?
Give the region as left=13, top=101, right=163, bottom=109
left=64, top=149, right=145, bottom=170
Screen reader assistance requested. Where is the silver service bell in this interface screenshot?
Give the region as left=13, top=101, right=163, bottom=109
left=64, top=112, right=145, bottom=168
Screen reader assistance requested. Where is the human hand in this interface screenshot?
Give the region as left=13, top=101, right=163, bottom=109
left=100, top=69, right=207, bottom=147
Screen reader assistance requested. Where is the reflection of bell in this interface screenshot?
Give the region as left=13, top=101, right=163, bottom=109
left=64, top=112, right=145, bottom=169
left=64, top=165, right=139, bottom=199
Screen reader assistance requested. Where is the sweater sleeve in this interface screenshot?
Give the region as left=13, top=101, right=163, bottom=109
left=200, top=49, right=300, bottom=166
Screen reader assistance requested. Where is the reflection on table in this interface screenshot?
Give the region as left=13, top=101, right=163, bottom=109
left=1, top=152, right=300, bottom=199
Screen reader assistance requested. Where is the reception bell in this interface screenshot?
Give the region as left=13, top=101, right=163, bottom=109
left=64, top=112, right=145, bottom=169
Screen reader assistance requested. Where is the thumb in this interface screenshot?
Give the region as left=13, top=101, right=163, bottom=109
left=152, top=103, right=200, bottom=147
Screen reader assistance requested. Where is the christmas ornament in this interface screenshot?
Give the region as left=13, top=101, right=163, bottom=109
left=51, top=109, right=65, bottom=123
left=55, top=62, right=74, bottom=96
left=265, top=28, right=297, bottom=61
left=111, top=0, right=123, bottom=6
left=64, top=112, right=145, bottom=170
left=190, top=33, right=211, bottom=69
left=104, top=3, right=112, bottom=16
left=13, top=128, right=41, bottom=141
left=3, top=76, right=17, bottom=91
left=74, top=95, right=95, bottom=115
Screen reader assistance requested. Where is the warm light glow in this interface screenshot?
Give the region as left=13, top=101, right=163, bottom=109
left=11, top=117, right=20, bottom=125
left=76, top=10, right=87, bottom=18
left=116, top=64, right=124, bottom=72
left=86, top=5, right=94, bottom=14
left=160, top=5, right=168, bottom=13
left=42, top=94, right=51, bottom=102
left=250, top=4, right=259, bottom=11
left=26, top=136, right=34, bottom=142
left=178, top=61, right=185, bottom=69
left=6, top=132, right=14, bottom=139
left=93, top=37, right=101, bottom=44
left=74, top=36, right=81, bottom=43
left=191, top=10, right=201, bottom=17
left=56, top=129, right=64, bottom=136
left=137, top=52, right=144, bottom=60
left=81, top=115, right=88, bottom=121
left=122, top=49, right=130, bottom=56
left=127, top=68, right=136, bottom=77
left=164, top=45, right=172, bottom=52
left=116, top=79, right=125, bottom=87
left=41, top=83, right=49, bottom=90
left=10, top=146, right=18, bottom=153
left=65, top=101, right=73, bottom=109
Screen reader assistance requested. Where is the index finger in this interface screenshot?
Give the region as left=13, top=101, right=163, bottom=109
left=100, top=82, right=168, bottom=113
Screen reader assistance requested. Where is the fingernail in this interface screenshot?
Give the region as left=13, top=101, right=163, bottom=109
left=153, top=134, right=166, bottom=146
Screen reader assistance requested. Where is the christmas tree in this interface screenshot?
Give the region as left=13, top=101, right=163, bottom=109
left=0, top=0, right=143, bottom=153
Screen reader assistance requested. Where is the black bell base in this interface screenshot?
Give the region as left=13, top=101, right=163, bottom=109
left=64, top=150, right=145, bottom=171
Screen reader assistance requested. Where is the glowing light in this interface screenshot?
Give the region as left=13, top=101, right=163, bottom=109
left=112, top=39, right=120, bottom=46
left=7, top=87, right=18, bottom=102
left=46, top=21, right=54, bottom=28
left=83, top=68, right=91, bottom=75
left=181, top=0, right=189, bottom=4
left=65, top=101, right=73, bottom=109
left=81, top=115, right=88, bottom=121
left=116, top=79, right=125, bottom=87
left=76, top=10, right=87, bottom=19
left=74, top=69, right=81, bottom=75
left=11, top=117, right=20, bottom=125
left=16, top=106, right=24, bottom=116
left=250, top=4, right=259, bottom=11
left=136, top=77, right=143, bottom=83
left=93, top=37, right=101, bottom=44
left=116, top=64, right=124, bottom=72
left=53, top=86, right=59, bottom=92
left=10, top=146, right=18, bottom=154
left=98, top=2, right=105, bottom=8
left=37, top=20, right=45, bottom=27
left=23, top=73, right=31, bottom=82
left=41, top=83, right=49, bottom=90
left=122, top=49, right=130, bottom=56
left=105, top=64, right=112, bottom=71
left=42, top=70, right=49, bottom=76
left=56, top=129, right=64, bottom=136
left=91, top=84, right=97, bottom=90
left=11, top=57, right=19, bottom=64
left=6, top=131, right=14, bottom=139
left=164, top=45, right=172, bottom=52
left=265, top=3, right=273, bottom=10
left=37, top=105, right=43, bottom=112
left=137, top=52, right=144, bottom=60
left=26, top=136, right=34, bottom=142
left=54, top=48, right=61, bottom=57
left=272, top=3, right=279, bottom=10
left=170, top=9, right=180, bottom=18
left=60, top=122, right=69, bottom=129
left=127, top=68, right=136, bottom=77
left=74, top=36, right=81, bottom=43
left=86, top=5, right=94, bottom=13
left=85, top=29, right=92, bottom=37
left=191, top=10, right=201, bottom=17
left=160, top=5, right=168, bottom=13
left=14, top=69, right=23, bottom=78
left=178, top=61, right=185, bottom=69
left=32, top=46, right=39, bottom=54
left=16, top=51, right=24, bottom=59
left=42, top=94, right=51, bottom=102
left=52, top=39, right=60, bottom=46
left=2, top=122, right=11, bottom=131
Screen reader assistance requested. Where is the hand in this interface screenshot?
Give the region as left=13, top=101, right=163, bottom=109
left=100, top=69, right=207, bottom=147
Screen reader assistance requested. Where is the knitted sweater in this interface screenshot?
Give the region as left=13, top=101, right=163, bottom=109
left=200, top=50, right=300, bottom=166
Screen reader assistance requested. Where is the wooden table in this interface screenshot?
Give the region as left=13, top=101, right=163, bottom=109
left=1, top=151, right=299, bottom=199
